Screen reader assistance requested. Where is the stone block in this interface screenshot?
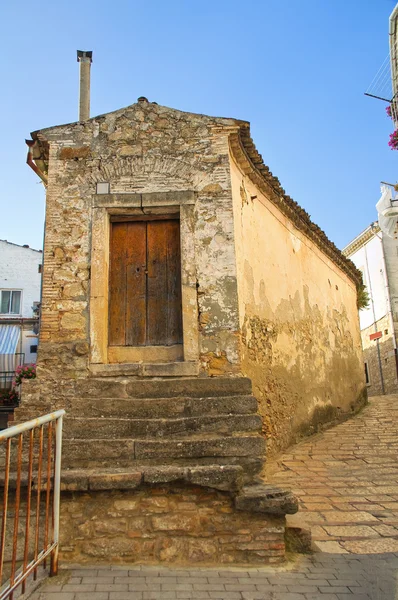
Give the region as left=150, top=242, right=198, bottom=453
left=134, top=437, right=265, bottom=460
left=188, top=465, right=244, bottom=492
left=151, top=514, right=200, bottom=532
left=235, top=484, right=298, bottom=516
left=143, top=467, right=188, bottom=484
left=88, top=471, right=142, bottom=491
left=125, top=377, right=252, bottom=399
left=141, top=362, right=199, bottom=377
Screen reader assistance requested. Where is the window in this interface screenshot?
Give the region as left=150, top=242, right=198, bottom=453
left=364, top=362, right=370, bottom=385
left=30, top=345, right=38, bottom=354
left=0, top=290, right=21, bottom=315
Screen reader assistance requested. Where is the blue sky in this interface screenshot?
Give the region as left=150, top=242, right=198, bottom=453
left=0, top=0, right=396, bottom=251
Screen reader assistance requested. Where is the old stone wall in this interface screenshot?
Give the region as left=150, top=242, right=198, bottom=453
left=362, top=315, right=398, bottom=396
left=230, top=159, right=367, bottom=456
left=0, top=484, right=285, bottom=566
left=34, top=101, right=243, bottom=381
left=59, top=484, right=285, bottom=565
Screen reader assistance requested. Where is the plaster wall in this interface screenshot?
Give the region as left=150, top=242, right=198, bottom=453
left=382, top=234, right=398, bottom=336
left=348, top=236, right=388, bottom=330
left=230, top=159, right=366, bottom=455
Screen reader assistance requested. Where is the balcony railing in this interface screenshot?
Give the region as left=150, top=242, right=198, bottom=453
left=0, top=355, right=25, bottom=393
left=0, top=410, right=65, bottom=600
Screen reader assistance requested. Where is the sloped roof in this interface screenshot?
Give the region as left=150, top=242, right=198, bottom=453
left=27, top=100, right=361, bottom=288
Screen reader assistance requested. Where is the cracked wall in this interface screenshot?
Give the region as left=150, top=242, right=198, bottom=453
left=230, top=159, right=366, bottom=455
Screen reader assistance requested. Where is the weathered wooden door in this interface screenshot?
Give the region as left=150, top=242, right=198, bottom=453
left=109, top=218, right=183, bottom=350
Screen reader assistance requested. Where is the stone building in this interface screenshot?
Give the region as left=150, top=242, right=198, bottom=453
left=343, top=221, right=398, bottom=396
left=18, top=97, right=366, bottom=564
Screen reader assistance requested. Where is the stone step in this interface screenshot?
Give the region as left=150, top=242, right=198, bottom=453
left=60, top=464, right=247, bottom=492
left=71, top=376, right=252, bottom=399
left=63, top=414, right=262, bottom=439
left=60, top=435, right=265, bottom=469
left=67, top=395, right=258, bottom=419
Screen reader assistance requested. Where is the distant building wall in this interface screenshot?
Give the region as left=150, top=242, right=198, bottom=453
left=382, top=234, right=398, bottom=341
left=230, top=159, right=366, bottom=456
left=344, top=227, right=398, bottom=396
left=0, top=241, right=42, bottom=318
left=0, top=241, right=42, bottom=365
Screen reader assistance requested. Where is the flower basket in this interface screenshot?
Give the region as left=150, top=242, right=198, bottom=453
left=0, top=388, right=20, bottom=406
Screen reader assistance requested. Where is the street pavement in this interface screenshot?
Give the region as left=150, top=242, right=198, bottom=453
left=29, top=555, right=398, bottom=599
left=266, top=395, right=398, bottom=554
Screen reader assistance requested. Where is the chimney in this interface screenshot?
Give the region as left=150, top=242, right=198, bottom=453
left=77, top=50, right=93, bottom=121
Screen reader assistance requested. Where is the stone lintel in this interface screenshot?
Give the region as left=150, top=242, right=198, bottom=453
left=90, top=361, right=199, bottom=377
left=93, top=190, right=195, bottom=208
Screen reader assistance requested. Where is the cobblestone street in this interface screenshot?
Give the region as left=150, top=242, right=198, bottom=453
left=266, top=396, right=398, bottom=554
left=29, top=555, right=398, bottom=600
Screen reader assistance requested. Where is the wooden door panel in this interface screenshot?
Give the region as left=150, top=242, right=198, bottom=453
left=147, top=221, right=168, bottom=345
left=109, top=218, right=182, bottom=349
left=109, top=223, right=128, bottom=346
left=125, top=222, right=147, bottom=346
left=147, top=220, right=183, bottom=346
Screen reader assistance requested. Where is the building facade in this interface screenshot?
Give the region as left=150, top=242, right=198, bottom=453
left=343, top=223, right=398, bottom=396
left=0, top=240, right=42, bottom=388
left=17, top=98, right=366, bottom=564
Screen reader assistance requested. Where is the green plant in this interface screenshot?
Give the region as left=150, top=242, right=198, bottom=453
left=357, top=284, right=370, bottom=310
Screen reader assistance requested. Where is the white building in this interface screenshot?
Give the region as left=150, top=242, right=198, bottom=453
left=343, top=224, right=398, bottom=395
left=0, top=240, right=42, bottom=387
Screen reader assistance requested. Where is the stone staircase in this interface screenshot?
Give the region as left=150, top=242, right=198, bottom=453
left=59, top=377, right=265, bottom=484
left=9, top=374, right=298, bottom=524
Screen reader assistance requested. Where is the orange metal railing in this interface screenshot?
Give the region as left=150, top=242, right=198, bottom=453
left=0, top=410, right=65, bottom=600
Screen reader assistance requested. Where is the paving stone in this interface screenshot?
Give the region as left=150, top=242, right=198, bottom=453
left=75, top=594, right=110, bottom=600
left=342, top=538, right=398, bottom=553
left=38, top=594, right=75, bottom=600
left=142, top=593, right=176, bottom=600
left=305, top=595, right=338, bottom=599
left=63, top=584, right=96, bottom=592
left=110, top=594, right=143, bottom=600
left=323, top=525, right=379, bottom=538
left=319, top=587, right=351, bottom=594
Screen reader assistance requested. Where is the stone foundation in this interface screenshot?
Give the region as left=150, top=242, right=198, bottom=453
left=58, top=484, right=285, bottom=565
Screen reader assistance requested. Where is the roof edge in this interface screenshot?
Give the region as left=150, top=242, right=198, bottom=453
left=342, top=223, right=380, bottom=257
left=0, top=239, right=43, bottom=253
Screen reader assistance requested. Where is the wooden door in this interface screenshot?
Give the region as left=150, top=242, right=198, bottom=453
left=109, top=218, right=183, bottom=348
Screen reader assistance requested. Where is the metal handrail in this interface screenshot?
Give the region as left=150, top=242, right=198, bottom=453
left=0, top=410, right=65, bottom=600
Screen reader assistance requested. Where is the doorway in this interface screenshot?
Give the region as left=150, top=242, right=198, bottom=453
left=108, top=217, right=183, bottom=362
